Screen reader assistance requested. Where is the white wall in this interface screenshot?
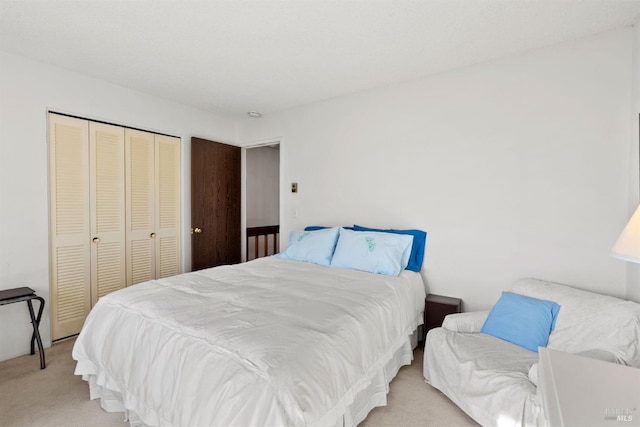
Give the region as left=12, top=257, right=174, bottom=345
left=625, top=20, right=640, bottom=303
left=0, top=51, right=237, bottom=361
left=239, top=28, right=634, bottom=311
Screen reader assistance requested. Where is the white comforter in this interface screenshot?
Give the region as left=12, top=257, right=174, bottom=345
left=73, top=257, right=425, bottom=427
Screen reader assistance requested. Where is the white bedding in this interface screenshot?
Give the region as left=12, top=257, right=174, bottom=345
left=73, top=257, right=425, bottom=427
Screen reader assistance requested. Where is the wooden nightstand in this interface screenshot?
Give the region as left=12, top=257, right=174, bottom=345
left=423, top=294, right=462, bottom=340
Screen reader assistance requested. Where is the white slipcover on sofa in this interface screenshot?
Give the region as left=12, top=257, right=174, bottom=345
left=423, top=278, right=640, bottom=427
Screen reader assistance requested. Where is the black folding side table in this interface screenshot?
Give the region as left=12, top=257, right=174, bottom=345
left=0, top=287, right=46, bottom=369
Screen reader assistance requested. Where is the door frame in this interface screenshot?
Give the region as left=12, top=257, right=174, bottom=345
left=241, top=137, right=283, bottom=262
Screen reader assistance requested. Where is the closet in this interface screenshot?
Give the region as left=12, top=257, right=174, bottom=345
left=48, top=113, right=181, bottom=340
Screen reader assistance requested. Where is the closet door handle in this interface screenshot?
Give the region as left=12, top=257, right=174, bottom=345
left=150, top=233, right=156, bottom=238
left=92, top=237, right=100, bottom=243
left=193, top=227, right=202, bottom=234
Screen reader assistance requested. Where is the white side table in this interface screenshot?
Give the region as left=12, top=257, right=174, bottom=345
left=538, top=347, right=640, bottom=426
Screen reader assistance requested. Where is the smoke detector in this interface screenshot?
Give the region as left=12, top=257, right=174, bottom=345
left=247, top=111, right=262, bottom=118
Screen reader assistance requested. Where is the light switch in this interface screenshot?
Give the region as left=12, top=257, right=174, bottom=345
left=291, top=182, right=298, bottom=193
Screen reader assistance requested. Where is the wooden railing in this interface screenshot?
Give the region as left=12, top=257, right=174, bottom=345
left=246, top=225, right=279, bottom=261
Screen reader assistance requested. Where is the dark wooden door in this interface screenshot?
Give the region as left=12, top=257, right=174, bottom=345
left=191, top=137, right=241, bottom=270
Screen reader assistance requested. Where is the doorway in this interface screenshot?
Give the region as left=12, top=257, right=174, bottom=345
left=243, top=142, right=281, bottom=261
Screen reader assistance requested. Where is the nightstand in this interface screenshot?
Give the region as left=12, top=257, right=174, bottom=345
left=423, top=294, right=462, bottom=340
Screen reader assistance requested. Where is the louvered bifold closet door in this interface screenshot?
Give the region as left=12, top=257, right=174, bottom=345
left=49, top=114, right=91, bottom=340
left=155, top=135, right=181, bottom=278
left=89, top=123, right=126, bottom=306
left=125, top=129, right=156, bottom=285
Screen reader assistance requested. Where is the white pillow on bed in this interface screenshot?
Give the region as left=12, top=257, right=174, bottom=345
left=330, top=228, right=413, bottom=276
left=277, top=227, right=340, bottom=266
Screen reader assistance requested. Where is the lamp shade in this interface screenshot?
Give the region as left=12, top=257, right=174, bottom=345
left=611, top=204, right=640, bottom=263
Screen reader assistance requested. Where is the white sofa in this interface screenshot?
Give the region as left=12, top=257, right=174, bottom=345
left=423, top=278, right=640, bottom=427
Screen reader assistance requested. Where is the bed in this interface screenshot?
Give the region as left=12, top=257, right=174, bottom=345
left=73, top=227, right=426, bottom=427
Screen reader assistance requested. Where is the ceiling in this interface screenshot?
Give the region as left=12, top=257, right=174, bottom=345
left=1, top=1, right=640, bottom=120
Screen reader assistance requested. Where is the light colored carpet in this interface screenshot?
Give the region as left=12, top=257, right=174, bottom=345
left=0, top=338, right=478, bottom=427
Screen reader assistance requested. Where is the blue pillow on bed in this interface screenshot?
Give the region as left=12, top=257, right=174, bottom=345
left=481, top=291, right=561, bottom=353
left=277, top=227, right=340, bottom=266
left=353, top=225, right=427, bottom=272
left=330, top=228, right=413, bottom=276
left=305, top=225, right=354, bottom=231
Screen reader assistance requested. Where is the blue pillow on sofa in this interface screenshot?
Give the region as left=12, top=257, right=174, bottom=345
left=481, top=291, right=561, bottom=353
left=353, top=225, right=426, bottom=272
